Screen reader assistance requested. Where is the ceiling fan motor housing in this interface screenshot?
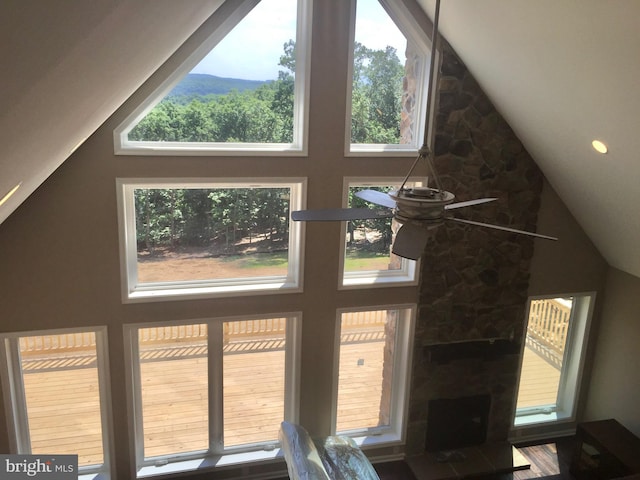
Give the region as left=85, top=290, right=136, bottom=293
left=390, top=188, right=455, bottom=223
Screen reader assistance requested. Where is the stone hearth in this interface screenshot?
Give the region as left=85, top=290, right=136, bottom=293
left=407, top=442, right=530, bottom=480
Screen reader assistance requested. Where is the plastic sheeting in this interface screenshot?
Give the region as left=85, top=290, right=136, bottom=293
left=279, top=422, right=380, bottom=480
left=316, top=436, right=380, bottom=480
left=279, top=422, right=331, bottom=480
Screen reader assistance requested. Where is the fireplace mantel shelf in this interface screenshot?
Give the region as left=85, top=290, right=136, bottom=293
left=425, top=339, right=520, bottom=364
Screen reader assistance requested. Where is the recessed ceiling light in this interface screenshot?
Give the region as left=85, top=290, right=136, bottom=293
left=592, top=140, right=608, bottom=154
left=0, top=182, right=22, bottom=208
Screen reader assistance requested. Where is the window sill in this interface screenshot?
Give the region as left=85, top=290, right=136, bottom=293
left=340, top=256, right=419, bottom=289
left=125, top=280, right=302, bottom=303
left=341, top=271, right=418, bottom=289
left=115, top=141, right=305, bottom=156
left=341, top=430, right=403, bottom=449
left=347, top=145, right=418, bottom=157
left=79, top=471, right=110, bottom=480
left=136, top=449, right=283, bottom=478
left=513, top=409, right=574, bottom=427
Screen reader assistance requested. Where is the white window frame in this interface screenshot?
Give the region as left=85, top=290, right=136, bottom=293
left=124, top=313, right=301, bottom=477
left=345, top=0, right=432, bottom=156
left=113, top=0, right=311, bottom=156
left=339, top=177, right=419, bottom=289
left=0, top=327, right=114, bottom=480
left=512, top=292, right=596, bottom=429
left=116, top=178, right=306, bottom=303
left=331, top=305, right=415, bottom=447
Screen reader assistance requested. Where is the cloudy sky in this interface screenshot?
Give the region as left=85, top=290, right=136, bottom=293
left=191, top=0, right=407, bottom=81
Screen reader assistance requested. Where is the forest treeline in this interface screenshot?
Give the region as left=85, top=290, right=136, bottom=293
left=133, top=41, right=404, bottom=254
left=135, top=188, right=290, bottom=254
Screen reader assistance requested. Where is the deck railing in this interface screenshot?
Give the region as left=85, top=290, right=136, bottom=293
left=18, top=312, right=388, bottom=357
left=19, top=332, right=97, bottom=356
left=18, top=303, right=568, bottom=360
left=527, top=298, right=571, bottom=354
left=525, top=298, right=572, bottom=368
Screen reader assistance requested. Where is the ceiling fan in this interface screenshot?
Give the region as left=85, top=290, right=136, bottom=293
left=291, top=0, right=557, bottom=260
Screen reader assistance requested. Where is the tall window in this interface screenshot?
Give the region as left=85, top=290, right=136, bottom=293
left=348, top=0, right=431, bottom=153
left=0, top=328, right=112, bottom=477
left=117, top=179, right=305, bottom=301
left=513, top=294, right=595, bottom=427
left=341, top=179, right=419, bottom=288
left=114, top=0, right=310, bottom=155
left=126, top=314, right=299, bottom=472
left=112, top=0, right=427, bottom=473
left=333, top=306, right=414, bottom=444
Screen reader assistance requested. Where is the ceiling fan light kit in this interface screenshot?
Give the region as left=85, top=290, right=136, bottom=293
left=291, top=0, right=557, bottom=260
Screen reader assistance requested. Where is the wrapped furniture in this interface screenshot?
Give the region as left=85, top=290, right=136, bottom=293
left=279, top=421, right=380, bottom=480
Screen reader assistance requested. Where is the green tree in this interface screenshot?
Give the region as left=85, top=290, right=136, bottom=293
left=348, top=186, right=393, bottom=251
left=351, top=43, right=404, bottom=143
left=130, top=39, right=404, bottom=253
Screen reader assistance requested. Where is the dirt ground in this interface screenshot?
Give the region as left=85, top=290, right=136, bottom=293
left=137, top=247, right=287, bottom=283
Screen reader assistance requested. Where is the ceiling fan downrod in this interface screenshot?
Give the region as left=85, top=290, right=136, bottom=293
left=399, top=0, right=444, bottom=198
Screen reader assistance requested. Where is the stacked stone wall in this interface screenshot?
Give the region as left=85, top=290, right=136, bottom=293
left=406, top=41, right=544, bottom=453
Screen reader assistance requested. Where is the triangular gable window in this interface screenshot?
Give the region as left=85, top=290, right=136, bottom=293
left=347, top=0, right=431, bottom=155
left=115, top=0, right=309, bottom=155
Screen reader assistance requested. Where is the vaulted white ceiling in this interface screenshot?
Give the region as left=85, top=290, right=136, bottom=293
left=416, top=0, right=640, bottom=278
left=0, top=0, right=224, bottom=222
left=1, top=0, right=639, bottom=278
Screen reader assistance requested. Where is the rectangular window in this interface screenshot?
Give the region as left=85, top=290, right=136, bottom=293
left=138, top=324, right=209, bottom=458
left=513, top=294, right=595, bottom=428
left=340, top=179, right=419, bottom=288
left=0, top=328, right=112, bottom=477
left=223, top=318, right=287, bottom=448
left=333, top=306, right=414, bottom=445
left=117, top=179, right=305, bottom=302
left=126, top=314, right=300, bottom=473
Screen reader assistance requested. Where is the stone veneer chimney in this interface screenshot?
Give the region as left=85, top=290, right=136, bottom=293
left=405, top=41, right=545, bottom=454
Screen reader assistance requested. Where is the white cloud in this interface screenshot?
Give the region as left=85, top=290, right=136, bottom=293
left=190, top=0, right=407, bottom=81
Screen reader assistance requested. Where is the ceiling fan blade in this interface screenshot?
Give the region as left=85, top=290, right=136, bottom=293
left=392, top=223, right=431, bottom=260
left=448, top=217, right=558, bottom=241
left=445, top=197, right=498, bottom=210
left=291, top=207, right=393, bottom=222
left=354, top=189, right=398, bottom=209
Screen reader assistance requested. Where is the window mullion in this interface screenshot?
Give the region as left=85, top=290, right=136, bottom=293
left=126, top=327, right=146, bottom=467
left=284, top=315, right=301, bottom=423
left=0, top=337, right=31, bottom=453
left=94, top=328, right=113, bottom=474
left=209, top=321, right=224, bottom=454
left=555, top=299, right=576, bottom=410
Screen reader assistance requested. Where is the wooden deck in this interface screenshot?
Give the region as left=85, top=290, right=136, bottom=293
left=20, top=339, right=559, bottom=466
left=516, top=344, right=561, bottom=409
left=20, top=333, right=388, bottom=466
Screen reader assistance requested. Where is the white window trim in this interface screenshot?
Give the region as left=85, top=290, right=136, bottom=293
left=339, top=177, right=419, bottom=289
left=512, top=292, right=596, bottom=429
left=124, top=313, right=301, bottom=476
left=331, top=305, right=415, bottom=447
left=116, top=178, right=306, bottom=303
left=0, top=327, right=114, bottom=480
left=113, top=0, right=311, bottom=156
left=344, top=0, right=432, bottom=156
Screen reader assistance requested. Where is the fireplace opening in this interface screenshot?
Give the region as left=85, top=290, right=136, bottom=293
left=425, top=394, right=491, bottom=451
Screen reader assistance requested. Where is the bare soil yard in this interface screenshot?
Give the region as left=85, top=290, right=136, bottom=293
left=137, top=247, right=288, bottom=283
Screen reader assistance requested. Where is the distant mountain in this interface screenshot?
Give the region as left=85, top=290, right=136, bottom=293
left=167, top=73, right=269, bottom=100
